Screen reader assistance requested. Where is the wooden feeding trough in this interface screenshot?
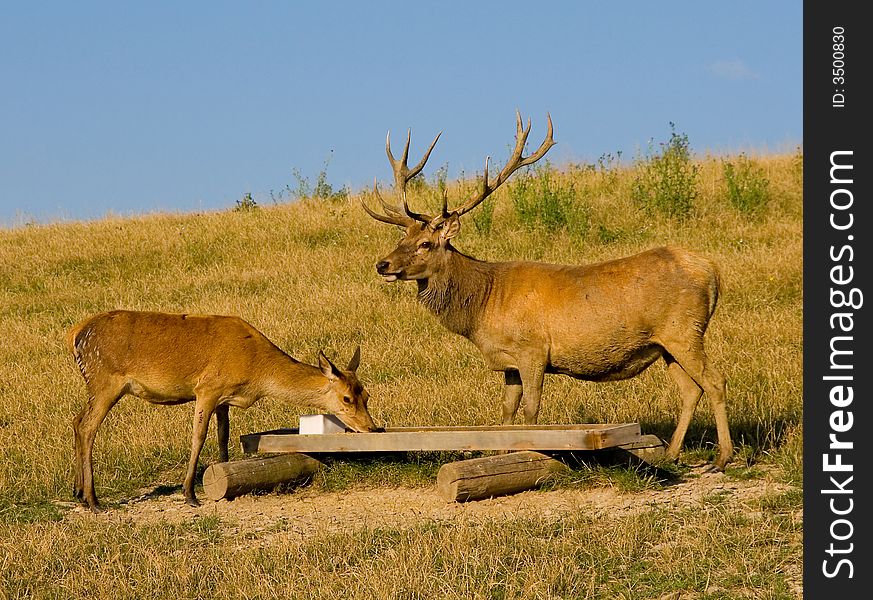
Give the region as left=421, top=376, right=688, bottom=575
left=218, top=419, right=662, bottom=503
left=240, top=422, right=643, bottom=454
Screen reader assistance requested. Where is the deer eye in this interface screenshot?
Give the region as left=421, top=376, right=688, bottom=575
left=342, top=396, right=353, bottom=405
left=418, top=240, right=432, bottom=251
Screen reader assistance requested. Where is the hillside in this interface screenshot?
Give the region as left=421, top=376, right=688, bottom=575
left=0, top=151, right=803, bottom=598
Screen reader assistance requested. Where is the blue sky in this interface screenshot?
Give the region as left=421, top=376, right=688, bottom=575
left=0, top=2, right=801, bottom=227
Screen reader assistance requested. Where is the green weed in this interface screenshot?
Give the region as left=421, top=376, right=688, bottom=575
left=234, top=192, right=259, bottom=212
left=632, top=122, right=699, bottom=219
left=286, top=151, right=349, bottom=202
left=509, top=166, right=589, bottom=235
left=723, top=153, right=771, bottom=217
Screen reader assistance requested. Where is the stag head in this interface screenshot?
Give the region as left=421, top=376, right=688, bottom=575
left=363, top=111, right=555, bottom=282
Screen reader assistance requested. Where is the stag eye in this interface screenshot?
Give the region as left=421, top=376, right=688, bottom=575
left=418, top=241, right=432, bottom=251
left=342, top=396, right=353, bottom=405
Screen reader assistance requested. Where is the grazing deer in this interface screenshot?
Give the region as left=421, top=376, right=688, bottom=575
left=67, top=310, right=377, bottom=511
left=362, top=112, right=733, bottom=469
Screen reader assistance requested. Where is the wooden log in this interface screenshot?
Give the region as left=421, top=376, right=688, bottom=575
left=617, top=434, right=667, bottom=464
left=201, top=453, right=323, bottom=501
left=436, top=451, right=568, bottom=503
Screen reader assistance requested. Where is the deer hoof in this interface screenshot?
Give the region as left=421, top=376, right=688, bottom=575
left=185, top=496, right=201, bottom=508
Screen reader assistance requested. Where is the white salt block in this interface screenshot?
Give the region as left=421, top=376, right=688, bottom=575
left=299, top=414, right=348, bottom=435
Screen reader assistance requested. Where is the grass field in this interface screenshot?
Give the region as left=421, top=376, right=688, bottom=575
left=0, top=150, right=802, bottom=598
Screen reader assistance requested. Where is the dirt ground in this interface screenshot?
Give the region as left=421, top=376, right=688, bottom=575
left=60, top=463, right=802, bottom=597
left=64, top=464, right=795, bottom=540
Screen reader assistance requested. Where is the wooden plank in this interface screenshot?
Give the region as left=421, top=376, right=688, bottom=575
left=201, top=453, right=323, bottom=501
left=240, top=423, right=641, bottom=454
left=384, top=424, right=634, bottom=432
left=436, top=451, right=569, bottom=502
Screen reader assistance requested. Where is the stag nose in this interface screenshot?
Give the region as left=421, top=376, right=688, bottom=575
left=376, top=260, right=390, bottom=274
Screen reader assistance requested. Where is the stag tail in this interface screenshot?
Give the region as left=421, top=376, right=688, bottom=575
left=66, top=321, right=92, bottom=382
left=675, top=248, right=722, bottom=328
left=709, top=264, right=722, bottom=320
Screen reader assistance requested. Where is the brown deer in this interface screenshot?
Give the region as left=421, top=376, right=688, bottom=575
left=362, top=112, right=733, bottom=469
left=67, top=309, right=377, bottom=511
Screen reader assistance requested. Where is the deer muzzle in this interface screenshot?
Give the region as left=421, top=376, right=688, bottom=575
left=376, top=260, right=400, bottom=282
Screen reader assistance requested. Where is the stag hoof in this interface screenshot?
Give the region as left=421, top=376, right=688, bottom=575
left=711, top=458, right=731, bottom=472
left=185, top=496, right=201, bottom=508
left=87, top=502, right=104, bottom=514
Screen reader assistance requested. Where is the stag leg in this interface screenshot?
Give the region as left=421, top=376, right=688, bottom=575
left=664, top=348, right=732, bottom=470
left=184, top=395, right=218, bottom=506
left=703, top=365, right=732, bottom=470
left=215, top=404, right=230, bottom=463
left=502, top=370, right=523, bottom=425
left=74, top=386, right=124, bottom=512
left=664, top=359, right=704, bottom=463
left=518, top=362, right=546, bottom=425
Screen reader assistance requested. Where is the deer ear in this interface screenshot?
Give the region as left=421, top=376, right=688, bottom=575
left=439, top=213, right=461, bottom=243
left=318, top=351, right=339, bottom=380
left=347, top=345, right=361, bottom=372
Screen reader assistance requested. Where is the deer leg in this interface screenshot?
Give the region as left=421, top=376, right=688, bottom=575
left=215, top=405, right=230, bottom=463
left=184, top=397, right=217, bottom=506
left=664, top=348, right=732, bottom=470
left=72, top=409, right=85, bottom=501
left=519, top=362, right=546, bottom=425
left=75, top=388, right=124, bottom=512
left=502, top=370, right=523, bottom=425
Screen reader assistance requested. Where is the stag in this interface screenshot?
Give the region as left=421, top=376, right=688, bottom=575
left=67, top=310, right=377, bottom=511
left=362, top=112, right=732, bottom=469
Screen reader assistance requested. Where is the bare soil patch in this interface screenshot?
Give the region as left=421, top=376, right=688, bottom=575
left=64, top=465, right=795, bottom=542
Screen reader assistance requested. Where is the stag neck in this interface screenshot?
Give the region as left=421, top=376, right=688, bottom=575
left=416, top=249, right=494, bottom=338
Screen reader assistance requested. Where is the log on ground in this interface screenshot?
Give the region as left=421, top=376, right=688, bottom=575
left=436, top=451, right=568, bottom=503
left=616, top=434, right=667, bottom=464
left=202, top=453, right=323, bottom=501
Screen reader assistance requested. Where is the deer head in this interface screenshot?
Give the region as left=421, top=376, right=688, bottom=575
left=363, top=111, right=555, bottom=282
left=316, top=345, right=375, bottom=432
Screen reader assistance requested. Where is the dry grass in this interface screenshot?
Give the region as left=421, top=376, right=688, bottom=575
left=1, top=501, right=801, bottom=599
left=0, top=151, right=802, bottom=597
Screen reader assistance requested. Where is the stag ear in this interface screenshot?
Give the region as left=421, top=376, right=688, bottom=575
left=347, top=345, right=361, bottom=372
left=318, top=350, right=340, bottom=380
left=439, top=213, right=461, bottom=243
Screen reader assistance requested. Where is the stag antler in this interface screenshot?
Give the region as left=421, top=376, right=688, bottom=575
left=448, top=111, right=554, bottom=219
left=390, top=128, right=442, bottom=223
left=386, top=129, right=442, bottom=197
left=362, top=113, right=554, bottom=229
left=361, top=128, right=442, bottom=226
left=361, top=178, right=415, bottom=227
